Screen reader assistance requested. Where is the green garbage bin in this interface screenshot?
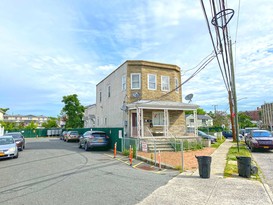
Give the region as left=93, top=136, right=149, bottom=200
left=196, top=156, right=212, bottom=178
left=236, top=156, right=251, bottom=178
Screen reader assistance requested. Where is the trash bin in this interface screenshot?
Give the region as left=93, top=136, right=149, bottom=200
left=196, top=156, right=212, bottom=178
left=236, top=156, right=251, bottom=178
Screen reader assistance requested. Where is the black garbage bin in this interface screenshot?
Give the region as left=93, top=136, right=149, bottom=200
left=196, top=156, right=212, bottom=178
left=236, top=156, right=251, bottom=178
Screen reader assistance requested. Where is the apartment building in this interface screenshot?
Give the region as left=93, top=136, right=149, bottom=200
left=261, top=102, right=273, bottom=130
left=84, top=60, right=199, bottom=138
left=3, top=114, right=49, bottom=127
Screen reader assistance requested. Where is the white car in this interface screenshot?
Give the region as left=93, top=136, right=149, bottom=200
left=0, top=136, right=19, bottom=159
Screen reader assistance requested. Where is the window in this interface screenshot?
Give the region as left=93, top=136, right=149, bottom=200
left=148, top=74, right=156, bottom=90
left=152, top=112, right=164, bottom=126
left=122, top=75, right=126, bottom=91
left=161, top=76, right=170, bottom=91
left=108, top=86, right=111, bottom=98
left=131, top=73, right=141, bottom=89
left=190, top=119, right=194, bottom=123
left=175, top=78, right=179, bottom=92
left=99, top=91, right=102, bottom=102
left=104, top=117, right=107, bottom=126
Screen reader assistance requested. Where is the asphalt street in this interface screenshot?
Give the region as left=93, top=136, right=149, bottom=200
left=251, top=149, right=273, bottom=191
left=0, top=138, right=179, bottom=205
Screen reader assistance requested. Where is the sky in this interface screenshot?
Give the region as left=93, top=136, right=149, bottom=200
left=0, top=0, right=272, bottom=117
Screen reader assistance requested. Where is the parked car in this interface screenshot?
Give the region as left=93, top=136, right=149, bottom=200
left=60, top=131, right=68, bottom=140
left=4, top=132, right=25, bottom=151
left=65, top=131, right=79, bottom=142
left=198, top=130, right=217, bottom=144
left=222, top=131, right=243, bottom=140
left=245, top=130, right=273, bottom=152
left=0, top=136, right=19, bottom=159
left=222, top=131, right=233, bottom=138
left=79, top=131, right=110, bottom=151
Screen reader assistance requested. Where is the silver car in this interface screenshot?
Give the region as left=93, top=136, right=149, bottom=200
left=0, top=136, right=19, bottom=159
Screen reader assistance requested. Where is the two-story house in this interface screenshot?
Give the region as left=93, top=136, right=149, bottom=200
left=186, top=114, right=213, bottom=128
left=85, top=60, right=199, bottom=139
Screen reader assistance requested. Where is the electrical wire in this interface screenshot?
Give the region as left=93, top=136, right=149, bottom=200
left=200, top=0, right=229, bottom=91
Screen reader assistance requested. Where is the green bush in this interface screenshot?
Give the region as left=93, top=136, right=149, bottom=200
left=122, top=149, right=129, bottom=156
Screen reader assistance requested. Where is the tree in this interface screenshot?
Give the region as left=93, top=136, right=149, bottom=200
left=61, top=94, right=84, bottom=128
left=42, top=117, right=58, bottom=128
left=209, top=111, right=229, bottom=128
left=185, top=108, right=207, bottom=115
left=25, top=121, right=38, bottom=129
left=0, top=108, right=9, bottom=114
left=0, top=121, right=16, bottom=131
left=238, top=112, right=256, bottom=128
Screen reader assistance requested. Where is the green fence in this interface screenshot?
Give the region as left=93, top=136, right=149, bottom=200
left=6, top=127, right=124, bottom=152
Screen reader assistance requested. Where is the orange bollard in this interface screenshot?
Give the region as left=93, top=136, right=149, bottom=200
left=158, top=150, right=161, bottom=170
left=114, top=142, right=117, bottom=158
left=129, top=145, right=133, bottom=166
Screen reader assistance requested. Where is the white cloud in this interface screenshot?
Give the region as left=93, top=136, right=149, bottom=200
left=0, top=0, right=272, bottom=116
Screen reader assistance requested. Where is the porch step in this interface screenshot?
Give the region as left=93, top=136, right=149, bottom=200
left=146, top=139, right=175, bottom=152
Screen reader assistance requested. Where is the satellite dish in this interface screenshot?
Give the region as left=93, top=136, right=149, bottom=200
left=132, top=92, right=140, bottom=99
left=185, top=93, right=193, bottom=103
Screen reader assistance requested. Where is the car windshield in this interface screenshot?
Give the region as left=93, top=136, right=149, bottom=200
left=253, top=131, right=272, bottom=138
left=70, top=132, right=78, bottom=135
left=0, top=138, right=14, bottom=145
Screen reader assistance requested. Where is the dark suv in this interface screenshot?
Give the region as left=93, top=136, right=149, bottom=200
left=4, top=132, right=25, bottom=151
left=79, top=131, right=110, bottom=151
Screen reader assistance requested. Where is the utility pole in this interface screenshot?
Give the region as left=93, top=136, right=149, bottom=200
left=212, top=105, right=218, bottom=115
left=229, top=39, right=239, bottom=152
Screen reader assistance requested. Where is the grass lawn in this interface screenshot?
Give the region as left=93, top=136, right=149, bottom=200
left=224, top=142, right=260, bottom=180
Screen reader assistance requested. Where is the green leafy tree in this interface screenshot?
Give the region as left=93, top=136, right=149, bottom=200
left=61, top=94, right=84, bottom=128
left=42, top=117, right=58, bottom=128
left=209, top=111, right=229, bottom=128
left=238, top=112, right=256, bottom=128
left=185, top=108, right=207, bottom=115
left=0, top=121, right=16, bottom=131
left=25, top=121, right=38, bottom=129
left=0, top=108, right=9, bottom=114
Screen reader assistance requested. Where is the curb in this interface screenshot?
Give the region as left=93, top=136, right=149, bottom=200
left=136, top=155, right=176, bottom=170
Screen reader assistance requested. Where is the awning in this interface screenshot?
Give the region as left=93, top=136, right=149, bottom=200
left=126, top=100, right=199, bottom=111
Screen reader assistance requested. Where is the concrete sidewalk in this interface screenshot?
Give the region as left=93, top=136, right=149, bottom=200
left=137, top=139, right=273, bottom=205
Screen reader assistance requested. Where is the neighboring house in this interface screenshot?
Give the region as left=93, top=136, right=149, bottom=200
left=83, top=104, right=96, bottom=128
left=186, top=114, right=213, bottom=128
left=84, top=60, right=199, bottom=138
left=3, top=114, right=49, bottom=127
left=261, top=102, right=273, bottom=130
left=0, top=109, right=3, bottom=121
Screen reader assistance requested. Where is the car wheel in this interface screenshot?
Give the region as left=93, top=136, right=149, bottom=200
left=20, top=146, right=23, bottom=151
left=84, top=143, right=89, bottom=151
left=250, top=146, right=256, bottom=152
left=14, top=152, right=19, bottom=159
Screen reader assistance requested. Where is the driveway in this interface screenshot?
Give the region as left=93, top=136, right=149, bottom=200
left=0, top=138, right=178, bottom=205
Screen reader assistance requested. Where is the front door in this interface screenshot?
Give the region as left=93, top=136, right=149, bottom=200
left=131, top=113, right=137, bottom=137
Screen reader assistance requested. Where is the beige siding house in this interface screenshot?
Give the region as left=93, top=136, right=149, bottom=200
left=85, top=60, right=199, bottom=139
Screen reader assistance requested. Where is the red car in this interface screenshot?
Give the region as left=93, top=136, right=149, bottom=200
left=245, top=130, right=273, bottom=152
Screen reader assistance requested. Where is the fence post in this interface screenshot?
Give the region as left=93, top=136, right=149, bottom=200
left=154, top=139, right=157, bottom=166
left=181, top=140, right=184, bottom=172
